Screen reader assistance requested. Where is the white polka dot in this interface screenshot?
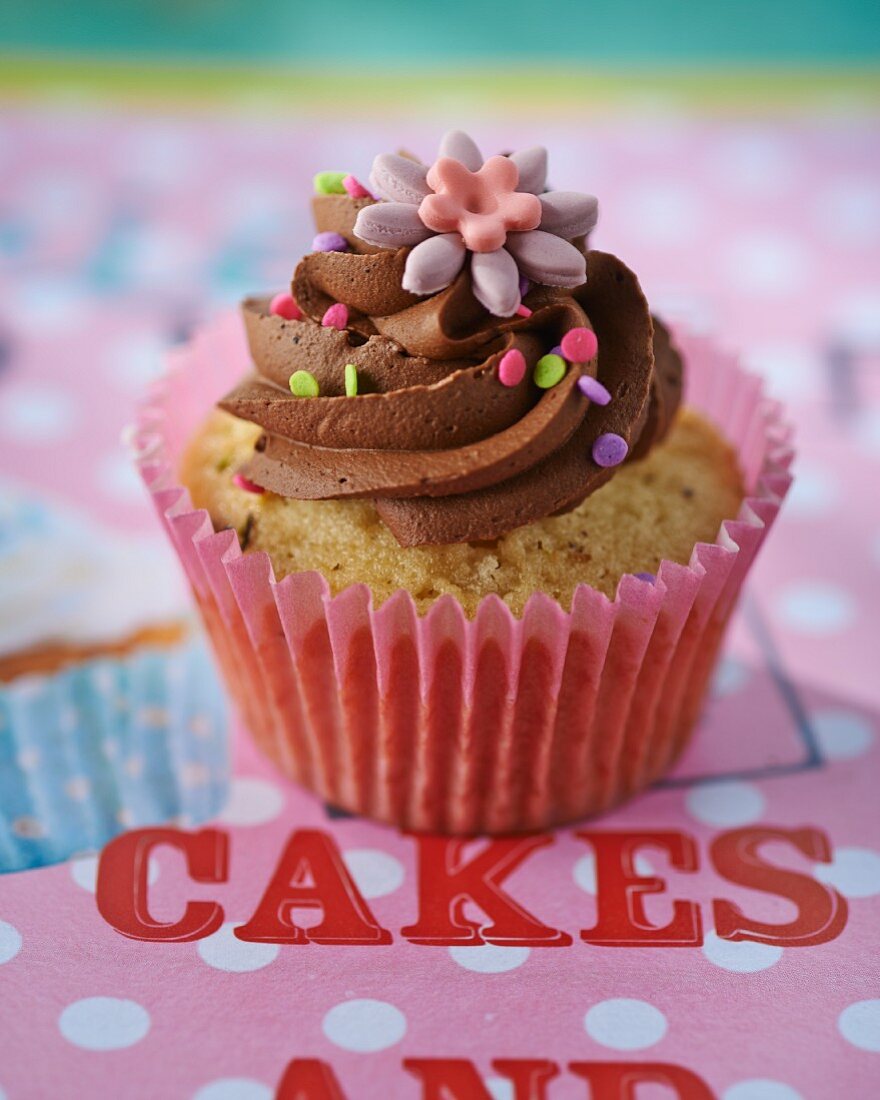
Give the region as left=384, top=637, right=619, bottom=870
left=217, top=777, right=284, bottom=826
left=448, top=945, right=530, bottom=973
left=0, top=383, right=77, bottom=443
left=829, top=288, right=880, bottom=348
left=743, top=343, right=821, bottom=403
left=817, top=177, right=880, bottom=247
left=785, top=465, right=839, bottom=520
left=814, top=847, right=880, bottom=898
left=65, top=776, right=91, bottom=801
left=343, top=849, right=405, bottom=899
left=96, top=453, right=147, bottom=504
left=686, top=781, right=765, bottom=827
left=485, top=1079, right=514, bottom=1100
left=70, top=854, right=160, bottom=893
left=584, top=998, right=667, bottom=1051
left=775, top=582, right=856, bottom=636
left=322, top=998, right=406, bottom=1053
left=840, top=1003, right=880, bottom=1051
left=839, top=999, right=880, bottom=1051
left=702, top=930, right=782, bottom=973
left=724, top=1081, right=803, bottom=1100
left=617, top=180, right=704, bottom=243
left=16, top=748, right=40, bottom=771
left=813, top=709, right=874, bottom=760
left=573, top=851, right=654, bottom=894
left=197, top=923, right=280, bottom=973
left=192, top=1080, right=272, bottom=1100
left=712, top=655, right=751, bottom=697
left=0, top=920, right=22, bottom=965
left=59, top=997, right=150, bottom=1051
left=710, top=130, right=795, bottom=197
left=722, top=233, right=811, bottom=296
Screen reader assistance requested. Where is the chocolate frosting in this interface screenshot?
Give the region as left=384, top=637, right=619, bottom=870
left=220, top=192, right=683, bottom=546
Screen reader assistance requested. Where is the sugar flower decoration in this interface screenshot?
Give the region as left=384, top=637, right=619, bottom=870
left=353, top=131, right=598, bottom=317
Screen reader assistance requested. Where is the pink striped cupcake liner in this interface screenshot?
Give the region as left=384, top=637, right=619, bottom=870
left=132, top=312, right=793, bottom=834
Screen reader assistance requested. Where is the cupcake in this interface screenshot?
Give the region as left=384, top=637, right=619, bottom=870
left=0, top=484, right=229, bottom=872
left=136, top=130, right=792, bottom=834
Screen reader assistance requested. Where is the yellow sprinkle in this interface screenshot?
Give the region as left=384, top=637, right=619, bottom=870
left=534, top=353, right=567, bottom=389
left=344, top=363, right=358, bottom=397
left=313, top=171, right=347, bottom=195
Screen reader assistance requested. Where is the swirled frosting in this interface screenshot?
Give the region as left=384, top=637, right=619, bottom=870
left=220, top=139, right=682, bottom=546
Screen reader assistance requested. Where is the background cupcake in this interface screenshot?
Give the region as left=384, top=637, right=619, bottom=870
left=137, top=131, right=792, bottom=834
left=0, top=482, right=229, bottom=872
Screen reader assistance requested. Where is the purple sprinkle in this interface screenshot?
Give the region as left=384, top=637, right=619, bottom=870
left=634, top=572, right=656, bottom=584
left=518, top=275, right=530, bottom=297
left=312, top=231, right=349, bottom=253
left=592, top=432, right=628, bottom=468
left=550, top=345, right=564, bottom=357
left=577, top=375, right=612, bottom=405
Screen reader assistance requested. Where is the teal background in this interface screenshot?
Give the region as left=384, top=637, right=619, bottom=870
left=2, top=0, right=879, bottom=62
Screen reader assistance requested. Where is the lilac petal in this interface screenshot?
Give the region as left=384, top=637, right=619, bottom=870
left=354, top=202, right=433, bottom=248
left=505, top=230, right=587, bottom=287
left=471, top=248, right=521, bottom=317
left=539, top=191, right=599, bottom=240
left=510, top=146, right=548, bottom=194
left=438, top=130, right=483, bottom=172
left=369, top=154, right=431, bottom=205
left=402, top=234, right=467, bottom=296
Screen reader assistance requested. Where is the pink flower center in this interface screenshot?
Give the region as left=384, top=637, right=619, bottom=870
left=419, top=155, right=541, bottom=253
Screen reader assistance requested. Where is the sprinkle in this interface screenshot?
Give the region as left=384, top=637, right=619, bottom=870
left=498, top=349, right=526, bottom=387
left=344, top=363, right=358, bottom=396
left=312, top=231, right=349, bottom=253
left=515, top=304, right=533, bottom=318
left=518, top=275, right=530, bottom=298
left=232, top=472, right=265, bottom=494
left=314, top=171, right=347, bottom=195
left=269, top=292, right=302, bottom=321
left=592, top=432, right=628, bottom=467
left=322, top=303, right=349, bottom=329
left=343, top=174, right=371, bottom=199
left=550, top=345, right=563, bottom=357
left=577, top=375, right=612, bottom=404
left=634, top=572, right=656, bottom=583
left=561, top=326, right=599, bottom=363
left=289, top=369, right=320, bottom=397
left=533, top=353, right=566, bottom=389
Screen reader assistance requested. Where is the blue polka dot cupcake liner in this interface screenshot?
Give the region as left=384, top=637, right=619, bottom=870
left=0, top=634, right=229, bottom=874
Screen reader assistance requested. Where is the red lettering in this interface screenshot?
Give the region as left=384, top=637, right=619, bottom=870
left=711, top=826, right=848, bottom=947
left=570, top=1061, right=715, bottom=1099
left=236, top=829, right=391, bottom=945
left=96, top=827, right=227, bottom=942
left=404, top=1059, right=558, bottom=1099
left=401, top=836, right=571, bottom=946
left=277, top=1059, right=348, bottom=1100
left=577, top=831, right=702, bottom=947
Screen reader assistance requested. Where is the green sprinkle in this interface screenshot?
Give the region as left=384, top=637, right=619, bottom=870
left=344, top=363, right=358, bottom=397
left=289, top=369, right=320, bottom=397
left=313, top=171, right=347, bottom=195
left=533, top=353, right=567, bottom=389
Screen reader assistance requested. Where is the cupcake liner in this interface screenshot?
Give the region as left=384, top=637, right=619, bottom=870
left=0, top=635, right=229, bottom=873
left=134, top=313, right=793, bottom=833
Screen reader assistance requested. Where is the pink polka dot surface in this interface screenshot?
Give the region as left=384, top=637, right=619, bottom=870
left=0, top=105, right=878, bottom=1100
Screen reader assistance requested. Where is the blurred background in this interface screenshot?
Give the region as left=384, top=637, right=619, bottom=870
left=0, top=0, right=879, bottom=702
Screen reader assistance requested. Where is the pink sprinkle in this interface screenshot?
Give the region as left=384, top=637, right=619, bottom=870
left=343, top=174, right=372, bottom=199
left=498, top=348, right=526, bottom=387
left=269, top=292, right=302, bottom=321
left=232, top=472, right=265, bottom=495
left=515, top=304, right=533, bottom=318
left=561, top=326, right=599, bottom=363
left=322, top=303, right=349, bottom=329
